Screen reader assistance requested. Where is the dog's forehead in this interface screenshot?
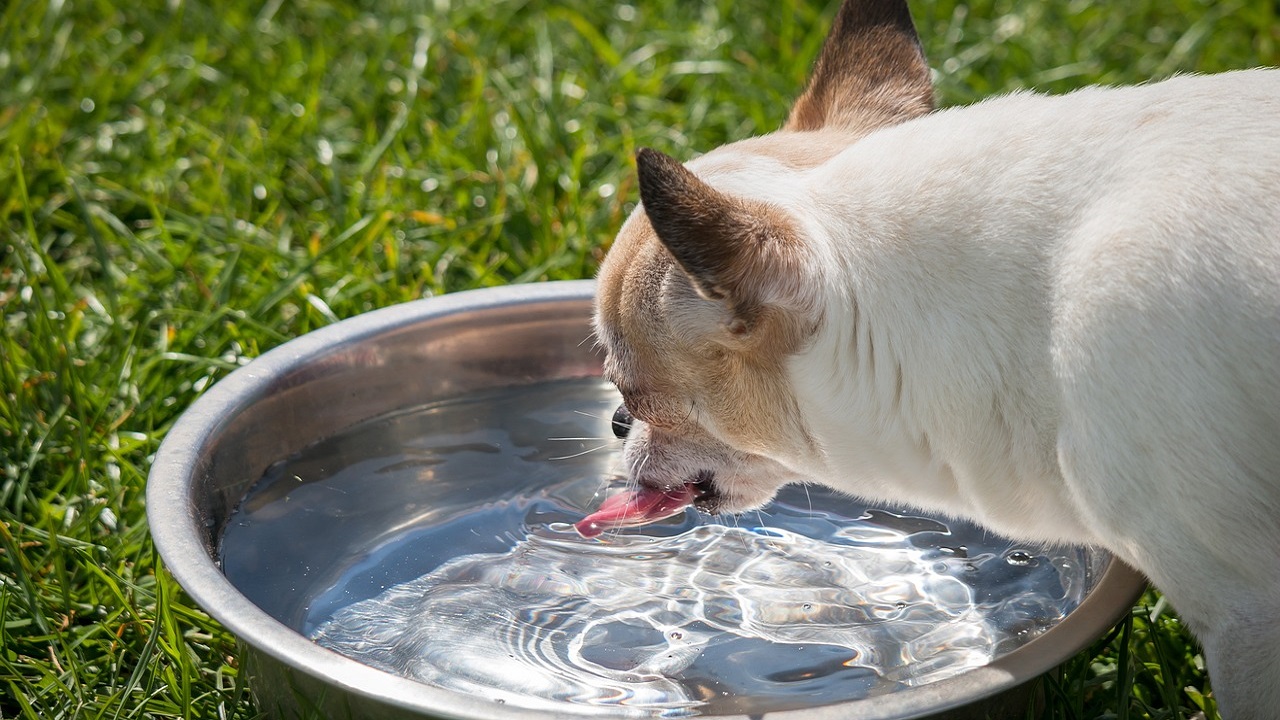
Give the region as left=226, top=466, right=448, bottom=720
left=686, top=149, right=801, bottom=204
left=596, top=215, right=673, bottom=351
left=687, top=129, right=859, bottom=191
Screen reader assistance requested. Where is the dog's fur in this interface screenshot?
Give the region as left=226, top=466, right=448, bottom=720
left=593, top=0, right=1280, bottom=715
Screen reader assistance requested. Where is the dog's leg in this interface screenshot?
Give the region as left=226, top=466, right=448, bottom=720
left=1061, top=418, right=1280, bottom=718
left=1199, top=592, right=1280, bottom=719
left=1053, top=215, right=1280, bottom=718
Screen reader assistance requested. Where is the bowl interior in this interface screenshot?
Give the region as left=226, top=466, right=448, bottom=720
left=148, top=281, right=1145, bottom=720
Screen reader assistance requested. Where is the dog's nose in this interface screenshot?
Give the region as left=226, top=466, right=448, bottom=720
left=611, top=404, right=633, bottom=439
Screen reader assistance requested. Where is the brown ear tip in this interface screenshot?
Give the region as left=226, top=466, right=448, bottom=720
left=635, top=148, right=684, bottom=200
left=635, top=147, right=668, bottom=169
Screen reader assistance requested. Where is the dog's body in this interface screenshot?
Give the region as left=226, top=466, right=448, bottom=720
left=591, top=0, right=1280, bottom=715
left=792, top=70, right=1280, bottom=548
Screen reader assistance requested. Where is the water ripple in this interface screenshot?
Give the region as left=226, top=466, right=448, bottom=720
left=312, top=519, right=1075, bottom=716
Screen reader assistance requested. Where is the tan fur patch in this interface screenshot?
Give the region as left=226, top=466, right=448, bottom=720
left=596, top=188, right=819, bottom=467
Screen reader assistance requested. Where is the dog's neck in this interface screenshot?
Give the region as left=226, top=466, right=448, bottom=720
left=783, top=95, right=1127, bottom=544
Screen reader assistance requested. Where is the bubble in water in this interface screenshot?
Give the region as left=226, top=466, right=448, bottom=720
left=1007, top=550, right=1035, bottom=567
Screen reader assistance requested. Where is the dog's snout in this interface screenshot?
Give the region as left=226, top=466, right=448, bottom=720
left=611, top=403, right=633, bottom=439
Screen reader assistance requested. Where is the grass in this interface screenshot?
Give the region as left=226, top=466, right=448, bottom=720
left=1, top=0, right=1274, bottom=717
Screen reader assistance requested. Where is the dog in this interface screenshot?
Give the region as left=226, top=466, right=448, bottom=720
left=580, top=0, right=1280, bottom=715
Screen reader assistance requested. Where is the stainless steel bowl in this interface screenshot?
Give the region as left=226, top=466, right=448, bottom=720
left=147, top=280, right=1146, bottom=720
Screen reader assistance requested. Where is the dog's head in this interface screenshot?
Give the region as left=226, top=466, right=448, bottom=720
left=593, top=0, right=934, bottom=516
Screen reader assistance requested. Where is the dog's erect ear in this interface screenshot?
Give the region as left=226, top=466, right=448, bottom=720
left=784, top=0, right=933, bottom=132
left=636, top=148, right=806, bottom=333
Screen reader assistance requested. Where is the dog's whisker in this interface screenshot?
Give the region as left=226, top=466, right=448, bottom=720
left=549, top=443, right=614, bottom=461
left=683, top=398, right=698, bottom=426
left=632, top=452, right=651, bottom=483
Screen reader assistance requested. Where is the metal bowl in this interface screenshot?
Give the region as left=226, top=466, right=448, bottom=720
left=147, top=280, right=1146, bottom=720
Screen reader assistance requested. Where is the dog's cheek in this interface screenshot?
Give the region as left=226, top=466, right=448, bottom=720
left=622, top=423, right=725, bottom=489
left=621, top=423, right=690, bottom=480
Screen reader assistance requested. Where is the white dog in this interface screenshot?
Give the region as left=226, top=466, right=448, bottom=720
left=580, top=0, right=1280, bottom=716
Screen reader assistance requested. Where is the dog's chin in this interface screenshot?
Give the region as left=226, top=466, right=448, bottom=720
left=690, top=472, right=784, bottom=516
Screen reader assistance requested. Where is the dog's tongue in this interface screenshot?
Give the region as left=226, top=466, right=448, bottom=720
left=574, top=485, right=695, bottom=538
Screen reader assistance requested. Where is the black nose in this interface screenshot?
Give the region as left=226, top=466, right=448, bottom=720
left=611, top=404, right=633, bottom=439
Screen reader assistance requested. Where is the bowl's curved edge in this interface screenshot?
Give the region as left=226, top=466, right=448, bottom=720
left=146, top=278, right=1150, bottom=720
left=146, top=280, right=600, bottom=720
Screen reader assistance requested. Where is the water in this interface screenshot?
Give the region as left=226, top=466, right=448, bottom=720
left=220, top=378, right=1100, bottom=717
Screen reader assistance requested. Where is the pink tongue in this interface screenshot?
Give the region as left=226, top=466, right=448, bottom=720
left=574, top=485, right=695, bottom=538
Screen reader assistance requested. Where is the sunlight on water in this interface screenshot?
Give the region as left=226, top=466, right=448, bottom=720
left=220, top=378, right=1098, bottom=717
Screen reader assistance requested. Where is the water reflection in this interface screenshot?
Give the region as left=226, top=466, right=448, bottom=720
left=222, top=378, right=1095, bottom=717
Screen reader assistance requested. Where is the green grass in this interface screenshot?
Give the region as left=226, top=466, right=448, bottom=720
left=1, top=0, right=1274, bottom=717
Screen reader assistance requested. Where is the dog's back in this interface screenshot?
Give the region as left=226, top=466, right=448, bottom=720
left=798, top=69, right=1280, bottom=716
left=1045, top=71, right=1280, bottom=715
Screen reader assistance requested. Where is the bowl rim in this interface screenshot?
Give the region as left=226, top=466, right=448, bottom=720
left=147, top=279, right=1147, bottom=720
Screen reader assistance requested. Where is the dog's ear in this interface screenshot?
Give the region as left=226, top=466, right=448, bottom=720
left=784, top=0, right=933, bottom=132
left=636, top=147, right=806, bottom=335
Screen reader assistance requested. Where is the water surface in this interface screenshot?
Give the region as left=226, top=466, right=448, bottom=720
left=221, top=378, right=1098, bottom=716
